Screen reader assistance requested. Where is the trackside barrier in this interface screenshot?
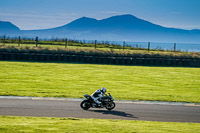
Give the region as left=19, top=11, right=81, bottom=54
left=0, top=52, right=199, bottom=67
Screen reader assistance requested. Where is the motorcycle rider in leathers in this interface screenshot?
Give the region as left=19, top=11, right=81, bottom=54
left=91, top=87, right=107, bottom=107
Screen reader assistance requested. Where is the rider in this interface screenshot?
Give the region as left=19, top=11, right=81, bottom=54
left=91, top=87, right=107, bottom=107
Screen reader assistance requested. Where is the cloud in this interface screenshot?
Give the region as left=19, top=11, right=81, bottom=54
left=0, top=11, right=80, bottom=30
left=0, top=12, right=78, bottom=20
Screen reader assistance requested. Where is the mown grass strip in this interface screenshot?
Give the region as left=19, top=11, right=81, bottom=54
left=0, top=116, right=200, bottom=133
left=0, top=61, right=199, bottom=103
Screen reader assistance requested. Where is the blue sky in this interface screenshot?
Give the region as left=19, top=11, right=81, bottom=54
left=0, top=0, right=200, bottom=30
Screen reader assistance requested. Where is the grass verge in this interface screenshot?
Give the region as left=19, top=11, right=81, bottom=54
left=0, top=116, right=200, bottom=133
left=1, top=44, right=200, bottom=59
left=0, top=61, right=200, bottom=103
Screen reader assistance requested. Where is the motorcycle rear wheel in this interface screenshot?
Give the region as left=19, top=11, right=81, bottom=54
left=106, top=102, right=115, bottom=111
left=80, top=100, right=91, bottom=110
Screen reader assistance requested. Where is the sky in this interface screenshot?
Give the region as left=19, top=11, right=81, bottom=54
left=0, top=0, right=200, bottom=30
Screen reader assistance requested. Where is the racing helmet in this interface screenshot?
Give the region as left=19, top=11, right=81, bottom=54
left=101, top=87, right=107, bottom=93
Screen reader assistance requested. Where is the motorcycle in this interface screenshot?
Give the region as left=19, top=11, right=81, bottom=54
left=80, top=93, right=115, bottom=111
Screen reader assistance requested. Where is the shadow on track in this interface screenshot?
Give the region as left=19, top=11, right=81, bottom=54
left=89, top=110, right=138, bottom=118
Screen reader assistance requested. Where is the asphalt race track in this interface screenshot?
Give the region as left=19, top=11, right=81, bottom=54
left=0, top=98, right=200, bottom=123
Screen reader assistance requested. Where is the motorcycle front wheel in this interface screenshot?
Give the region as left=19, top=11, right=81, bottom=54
left=80, top=100, right=91, bottom=110
left=106, top=102, right=115, bottom=111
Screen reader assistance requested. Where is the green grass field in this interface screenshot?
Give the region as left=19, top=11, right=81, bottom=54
left=0, top=61, right=199, bottom=103
left=0, top=116, right=200, bottom=133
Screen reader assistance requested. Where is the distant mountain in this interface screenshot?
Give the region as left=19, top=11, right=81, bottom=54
left=1, top=14, right=200, bottom=43
left=0, top=21, right=20, bottom=35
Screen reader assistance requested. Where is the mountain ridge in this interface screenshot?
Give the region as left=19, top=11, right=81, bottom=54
left=0, top=14, right=200, bottom=43
left=0, top=21, right=20, bottom=34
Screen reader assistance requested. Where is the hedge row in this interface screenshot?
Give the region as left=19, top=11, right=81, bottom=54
left=0, top=52, right=200, bottom=67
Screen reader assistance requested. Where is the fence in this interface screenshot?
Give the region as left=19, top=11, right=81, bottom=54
left=1, top=35, right=200, bottom=52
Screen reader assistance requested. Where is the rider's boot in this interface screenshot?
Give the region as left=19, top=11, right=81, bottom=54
left=94, top=99, right=103, bottom=107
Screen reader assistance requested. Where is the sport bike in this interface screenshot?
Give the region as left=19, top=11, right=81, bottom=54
left=80, top=93, right=115, bottom=111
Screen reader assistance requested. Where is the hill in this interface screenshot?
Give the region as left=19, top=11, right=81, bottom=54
left=1, top=14, right=200, bottom=43
left=0, top=21, right=20, bottom=35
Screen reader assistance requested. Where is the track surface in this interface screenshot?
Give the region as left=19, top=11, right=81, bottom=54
left=0, top=98, right=200, bottom=123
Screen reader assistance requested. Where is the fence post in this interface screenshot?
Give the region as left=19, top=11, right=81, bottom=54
left=95, top=40, right=97, bottom=49
left=35, top=36, right=38, bottom=47
left=174, top=43, right=176, bottom=52
left=123, top=41, right=125, bottom=50
left=18, top=36, right=21, bottom=47
left=148, top=42, right=150, bottom=52
left=65, top=38, right=68, bottom=49
left=3, top=35, right=6, bottom=45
